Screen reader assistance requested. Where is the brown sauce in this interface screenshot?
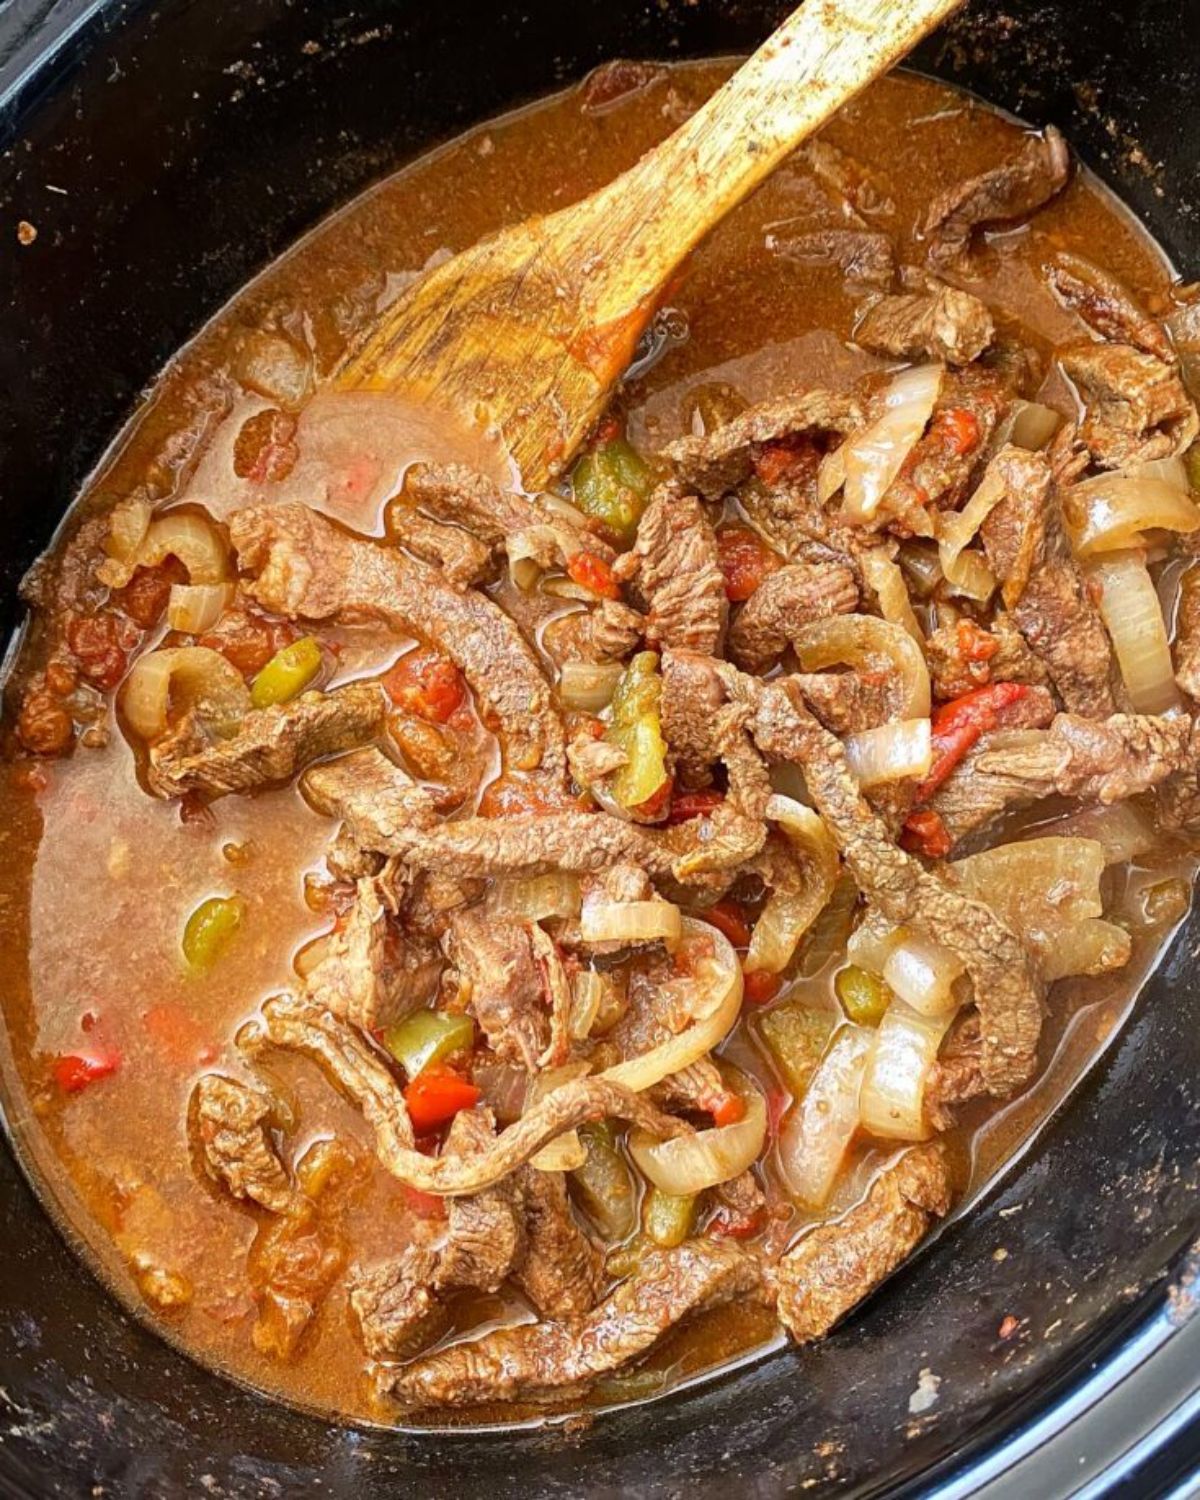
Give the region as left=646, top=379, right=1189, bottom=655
left=0, top=60, right=1192, bottom=1427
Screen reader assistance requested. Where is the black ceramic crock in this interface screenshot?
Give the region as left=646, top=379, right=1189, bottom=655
left=1, top=1, right=1199, bottom=1494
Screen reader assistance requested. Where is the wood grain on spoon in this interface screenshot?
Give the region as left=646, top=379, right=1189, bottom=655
left=335, top=0, right=965, bottom=490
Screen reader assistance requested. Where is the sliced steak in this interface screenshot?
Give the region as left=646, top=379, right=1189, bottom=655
left=389, top=506, right=493, bottom=587
left=628, top=488, right=727, bottom=655
left=147, top=681, right=385, bottom=800
left=728, top=562, right=859, bottom=674
left=978, top=446, right=1116, bottom=717
left=855, top=285, right=995, bottom=365
left=377, top=1239, right=762, bottom=1407
left=435, top=1108, right=527, bottom=1293
left=1058, top=342, right=1198, bottom=469
left=922, top=126, right=1070, bottom=270
left=790, top=669, right=895, bottom=737
left=1044, top=251, right=1175, bottom=363
left=191, top=1075, right=300, bottom=1215
left=1175, top=566, right=1200, bottom=700
left=661, top=389, right=863, bottom=501
left=774, top=1144, right=952, bottom=1342
left=803, top=138, right=896, bottom=220
left=513, top=1167, right=605, bottom=1323
left=230, top=502, right=566, bottom=786
left=304, top=876, right=440, bottom=1032
left=767, top=227, right=895, bottom=286
left=443, top=907, right=550, bottom=1071
left=614, top=957, right=730, bottom=1117
left=542, top=600, right=644, bottom=665
left=348, top=1247, right=449, bottom=1360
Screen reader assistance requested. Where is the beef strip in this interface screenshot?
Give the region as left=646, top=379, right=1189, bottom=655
left=766, top=227, right=896, bottom=287
left=803, top=138, right=896, bottom=220
left=721, top=667, right=1044, bottom=1095
left=922, top=126, right=1070, bottom=271
left=625, top=488, right=727, bottom=655
left=890, top=364, right=1013, bottom=522
left=924, top=613, right=1049, bottom=701
left=513, top=1167, right=605, bottom=1323
left=388, top=506, right=493, bottom=587
left=790, top=670, right=895, bottom=737
left=661, top=389, right=863, bottom=502
left=773, top=1144, right=951, bottom=1342
left=855, top=285, right=995, bottom=365
left=348, top=1248, right=449, bottom=1360
left=244, top=994, right=686, bottom=1196
left=978, top=446, right=1116, bottom=717
left=304, top=876, right=440, bottom=1032
left=541, top=599, right=644, bottom=665
left=928, top=711, right=1193, bottom=846
left=925, top=1013, right=985, bottom=1127
left=727, top=562, right=859, bottom=674
left=147, top=682, right=385, bottom=800
left=1044, top=251, right=1175, bottom=363
left=443, top=907, right=550, bottom=1071
left=660, top=648, right=725, bottom=786
left=192, top=1074, right=300, bottom=1215
left=435, top=1108, right=528, bottom=1293
left=229, top=502, right=566, bottom=786
left=377, top=1239, right=762, bottom=1407
left=1175, top=566, right=1200, bottom=700
left=1058, top=342, right=1198, bottom=469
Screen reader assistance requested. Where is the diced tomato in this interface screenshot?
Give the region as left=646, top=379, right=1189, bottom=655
left=401, top=1184, right=447, bottom=1221
left=699, top=900, right=752, bottom=950
left=403, top=1065, right=481, bottom=1133
left=663, top=787, right=725, bottom=825
left=708, top=1205, right=766, bottom=1240
left=901, top=808, right=953, bottom=859
left=66, top=613, right=131, bottom=690
left=382, top=652, right=466, bottom=724
left=478, top=775, right=585, bottom=817
left=742, top=970, right=783, bottom=1006
left=53, top=1049, right=121, bottom=1094
left=115, top=557, right=189, bottom=628
left=711, top=1092, right=747, bottom=1128
left=957, top=618, right=999, bottom=665
left=628, top=774, right=674, bottom=822
left=915, top=681, right=1031, bottom=801
left=592, top=411, right=625, bottom=445
left=931, top=406, right=982, bottom=457
left=199, top=610, right=298, bottom=677
left=566, top=550, right=622, bottom=601
left=752, top=435, right=820, bottom=490
left=716, top=525, right=782, bottom=602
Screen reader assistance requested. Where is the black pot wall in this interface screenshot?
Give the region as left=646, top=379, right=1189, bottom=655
left=1, top=2, right=1199, bottom=1496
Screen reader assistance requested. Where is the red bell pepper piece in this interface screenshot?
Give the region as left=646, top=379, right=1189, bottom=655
left=382, top=652, right=466, bottom=724
left=663, top=788, right=725, bottom=825
left=711, top=1092, right=747, bottom=1128
left=915, top=681, right=1031, bottom=802
left=901, top=808, right=953, bottom=860
left=742, top=970, right=783, bottom=1006
left=716, top=526, right=782, bottom=602
left=699, top=899, right=753, bottom=950
left=53, top=1049, right=121, bottom=1094
left=403, top=1064, right=481, bottom=1133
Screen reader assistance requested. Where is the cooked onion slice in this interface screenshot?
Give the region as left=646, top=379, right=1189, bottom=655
left=744, top=795, right=840, bottom=976
left=1039, top=802, right=1155, bottom=866
left=527, top=1062, right=590, bottom=1172
left=122, top=646, right=251, bottom=742
left=1089, top=551, right=1181, bottom=714
left=97, top=496, right=154, bottom=586
left=847, top=921, right=963, bottom=1017
left=844, top=718, right=932, bottom=788
left=559, top=660, right=624, bottom=713
left=940, top=546, right=997, bottom=603
left=778, top=1023, right=872, bottom=1208
left=487, top=873, right=581, bottom=923
left=792, top=614, right=931, bottom=719
left=897, top=541, right=944, bottom=598
left=825, top=364, right=943, bottom=523
left=507, top=525, right=560, bottom=590
left=630, top=1085, right=766, bottom=1195
left=570, top=970, right=604, bottom=1041
left=138, top=511, right=231, bottom=584
left=600, top=917, right=742, bottom=1095
left=937, top=462, right=1007, bottom=568
left=860, top=549, right=923, bottom=641
left=581, top=898, right=681, bottom=947
left=993, top=400, right=1060, bottom=452
left=166, top=582, right=235, bottom=634
left=859, top=1001, right=953, bottom=1141
left=1042, top=919, right=1132, bottom=981
left=1064, top=472, right=1200, bottom=557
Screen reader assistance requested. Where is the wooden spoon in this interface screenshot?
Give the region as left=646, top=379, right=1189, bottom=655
left=335, top=0, right=965, bottom=490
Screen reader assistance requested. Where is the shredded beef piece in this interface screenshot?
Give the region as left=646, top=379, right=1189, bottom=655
left=925, top=1014, right=986, bottom=1127
left=922, top=126, right=1070, bottom=270
left=767, top=227, right=895, bottom=286
left=728, top=562, right=859, bottom=674
left=513, top=1167, right=605, bottom=1323
left=147, top=682, right=385, bottom=800
left=790, top=670, right=895, bottom=737
left=978, top=446, right=1116, bottom=717
left=661, top=389, right=863, bottom=501
left=723, top=668, right=1043, bottom=1095
left=928, top=712, right=1192, bottom=846
left=542, top=599, right=644, bottom=665
left=304, top=876, right=440, bottom=1032
left=661, top=648, right=725, bottom=786
left=349, top=1248, right=449, bottom=1360
left=230, top=502, right=566, bottom=786
left=244, top=995, right=685, bottom=1196
left=444, top=907, right=550, bottom=1071
left=325, top=824, right=385, bottom=882
left=567, top=733, right=628, bottom=787
left=1058, top=342, right=1198, bottom=469
left=924, top=614, right=1049, bottom=701
left=192, top=1075, right=300, bottom=1215
left=378, top=1239, right=762, bottom=1407
left=855, top=285, right=995, bottom=365
left=389, top=506, right=493, bottom=586
left=774, top=1144, right=951, bottom=1342
left=436, top=1108, right=527, bottom=1293
left=1044, top=251, right=1175, bottom=363
left=1175, top=567, right=1200, bottom=700
left=627, top=488, right=727, bottom=654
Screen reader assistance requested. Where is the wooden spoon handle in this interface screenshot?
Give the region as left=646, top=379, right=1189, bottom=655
left=574, top=0, right=964, bottom=319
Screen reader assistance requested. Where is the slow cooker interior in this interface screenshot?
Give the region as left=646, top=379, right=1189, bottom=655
left=0, top=0, right=1198, bottom=1493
